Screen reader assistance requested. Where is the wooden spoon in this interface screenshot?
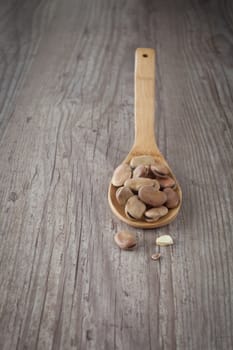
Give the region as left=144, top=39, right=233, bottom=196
left=108, top=48, right=182, bottom=228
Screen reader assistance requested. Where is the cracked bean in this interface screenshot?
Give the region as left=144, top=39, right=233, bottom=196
left=111, top=163, right=132, bottom=187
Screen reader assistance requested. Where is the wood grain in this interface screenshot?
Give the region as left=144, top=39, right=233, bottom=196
left=0, top=0, right=233, bottom=349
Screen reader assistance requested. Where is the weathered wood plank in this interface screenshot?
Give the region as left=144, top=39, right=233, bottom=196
left=0, top=0, right=233, bottom=349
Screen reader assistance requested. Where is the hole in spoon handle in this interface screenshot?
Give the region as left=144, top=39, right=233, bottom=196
left=134, top=48, right=159, bottom=154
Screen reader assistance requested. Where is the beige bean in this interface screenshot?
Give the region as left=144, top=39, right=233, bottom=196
left=133, top=165, right=151, bottom=178
left=144, top=206, right=168, bottom=222
left=114, top=231, right=137, bottom=250
left=157, top=176, right=176, bottom=189
left=164, top=188, right=180, bottom=208
left=124, top=178, right=160, bottom=192
left=125, top=195, right=146, bottom=219
left=150, top=162, right=170, bottom=176
left=130, top=155, right=155, bottom=168
left=111, top=163, right=132, bottom=187
left=138, top=186, right=167, bottom=207
left=116, top=187, right=134, bottom=206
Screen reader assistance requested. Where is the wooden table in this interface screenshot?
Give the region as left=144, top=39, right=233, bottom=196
left=0, top=0, right=233, bottom=349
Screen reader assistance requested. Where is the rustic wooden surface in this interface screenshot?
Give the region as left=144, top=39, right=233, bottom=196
left=0, top=0, right=233, bottom=349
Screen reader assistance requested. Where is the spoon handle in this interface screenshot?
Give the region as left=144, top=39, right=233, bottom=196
left=133, top=48, right=159, bottom=154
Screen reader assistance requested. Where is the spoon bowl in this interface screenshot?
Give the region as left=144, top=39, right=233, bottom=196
left=108, top=48, right=182, bottom=228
